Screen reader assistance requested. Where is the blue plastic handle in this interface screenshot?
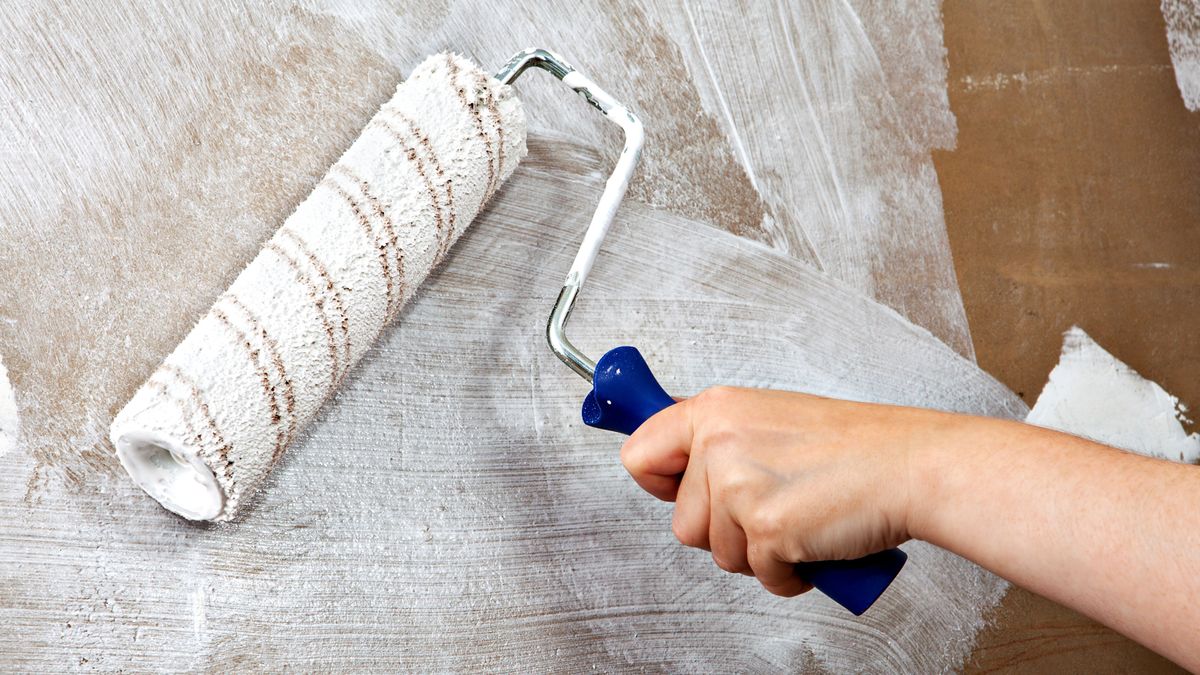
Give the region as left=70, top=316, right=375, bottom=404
left=581, top=346, right=907, bottom=616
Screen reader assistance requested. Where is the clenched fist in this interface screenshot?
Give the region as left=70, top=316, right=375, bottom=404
left=619, top=387, right=939, bottom=596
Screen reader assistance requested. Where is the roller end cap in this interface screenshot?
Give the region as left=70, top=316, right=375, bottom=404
left=114, top=430, right=224, bottom=521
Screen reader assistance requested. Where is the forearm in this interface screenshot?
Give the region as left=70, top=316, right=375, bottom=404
left=621, top=388, right=1199, bottom=664
left=909, top=415, right=1200, bottom=669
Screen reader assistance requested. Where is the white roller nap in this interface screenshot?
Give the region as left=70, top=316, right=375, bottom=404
left=110, top=53, right=527, bottom=520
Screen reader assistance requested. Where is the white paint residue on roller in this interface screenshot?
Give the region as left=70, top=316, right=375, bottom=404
left=1028, top=326, right=1200, bottom=463
left=1162, top=0, right=1200, bottom=111
left=108, top=53, right=528, bottom=521
left=0, top=354, right=17, bottom=457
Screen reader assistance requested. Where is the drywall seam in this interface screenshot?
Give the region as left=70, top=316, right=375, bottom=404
left=1028, top=326, right=1200, bottom=463
left=1162, top=0, right=1200, bottom=111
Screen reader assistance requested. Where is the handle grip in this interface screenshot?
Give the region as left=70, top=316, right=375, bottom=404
left=581, top=346, right=906, bottom=616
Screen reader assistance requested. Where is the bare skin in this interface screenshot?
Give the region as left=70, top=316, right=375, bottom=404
left=619, top=386, right=1200, bottom=670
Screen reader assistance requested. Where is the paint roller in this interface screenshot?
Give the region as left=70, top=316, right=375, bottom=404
left=110, top=52, right=527, bottom=520
left=507, top=50, right=908, bottom=615
left=110, top=48, right=903, bottom=615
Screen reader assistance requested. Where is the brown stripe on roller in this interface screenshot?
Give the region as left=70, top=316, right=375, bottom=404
left=446, top=54, right=496, bottom=201
left=319, top=175, right=395, bottom=319
left=265, top=240, right=342, bottom=391
left=223, top=293, right=297, bottom=448
left=329, top=163, right=406, bottom=319
left=276, top=227, right=352, bottom=374
left=369, top=115, right=451, bottom=274
left=210, top=304, right=286, bottom=463
left=381, top=107, right=458, bottom=265
left=155, top=364, right=235, bottom=482
left=473, top=70, right=505, bottom=202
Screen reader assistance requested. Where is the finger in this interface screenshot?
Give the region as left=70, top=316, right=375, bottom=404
left=709, top=508, right=749, bottom=574
left=629, top=472, right=681, bottom=502
left=620, top=399, right=695, bottom=483
left=671, top=453, right=711, bottom=550
left=748, top=544, right=812, bottom=597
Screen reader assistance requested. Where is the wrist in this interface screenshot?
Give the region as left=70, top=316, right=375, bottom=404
left=902, top=410, right=989, bottom=545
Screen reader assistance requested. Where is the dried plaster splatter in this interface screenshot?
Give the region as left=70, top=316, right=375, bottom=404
left=1028, top=326, right=1200, bottom=463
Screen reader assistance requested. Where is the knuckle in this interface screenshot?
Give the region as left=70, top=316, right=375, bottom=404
left=763, top=581, right=804, bottom=598
left=618, top=440, right=638, bottom=472
left=691, top=388, right=740, bottom=436
left=693, top=415, right=741, bottom=457
left=671, top=517, right=702, bottom=549
left=711, top=553, right=739, bottom=573
left=745, top=503, right=786, bottom=540
left=745, top=542, right=769, bottom=570
left=697, top=385, right=739, bottom=405
left=710, top=474, right=748, bottom=510
left=717, top=464, right=755, bottom=498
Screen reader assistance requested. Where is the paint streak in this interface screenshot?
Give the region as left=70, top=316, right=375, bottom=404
left=190, top=587, right=208, bottom=642
left=647, top=0, right=974, bottom=358
left=1162, top=0, right=1200, bottom=110
left=958, top=64, right=1173, bottom=93
left=847, top=0, right=958, bottom=151
left=0, top=354, right=17, bottom=457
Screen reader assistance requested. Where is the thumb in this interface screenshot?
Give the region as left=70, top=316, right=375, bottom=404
left=619, top=398, right=695, bottom=501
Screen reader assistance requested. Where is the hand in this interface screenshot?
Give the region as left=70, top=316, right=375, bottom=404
left=624, top=386, right=1200, bottom=667
left=619, top=386, right=944, bottom=596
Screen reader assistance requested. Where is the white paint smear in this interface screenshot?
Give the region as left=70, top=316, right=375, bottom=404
left=0, top=354, right=16, bottom=456
left=189, top=587, right=207, bottom=643
left=0, top=0, right=972, bottom=361
left=1162, top=0, right=1200, bottom=111
left=656, top=0, right=974, bottom=358
left=846, top=0, right=959, bottom=151
left=958, top=64, right=1172, bottom=93
left=0, top=1, right=990, bottom=669
left=0, top=153, right=1025, bottom=671
left=1028, top=326, right=1200, bottom=463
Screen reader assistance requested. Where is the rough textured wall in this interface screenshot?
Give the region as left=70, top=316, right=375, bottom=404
left=1, top=152, right=1024, bottom=671
left=0, top=1, right=1012, bottom=671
